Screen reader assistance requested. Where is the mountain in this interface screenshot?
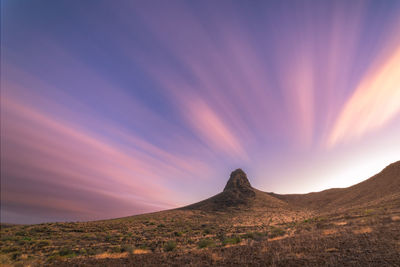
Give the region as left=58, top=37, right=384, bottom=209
left=182, top=168, right=287, bottom=211
left=184, top=161, right=400, bottom=213
left=269, top=160, right=400, bottom=211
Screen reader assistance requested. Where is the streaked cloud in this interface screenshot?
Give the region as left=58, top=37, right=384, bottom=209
left=328, top=44, right=400, bottom=147
left=184, top=98, right=247, bottom=159
left=1, top=91, right=213, bottom=222
left=2, top=0, right=400, bottom=223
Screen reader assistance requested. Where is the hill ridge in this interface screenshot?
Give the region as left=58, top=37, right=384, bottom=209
left=183, top=161, right=400, bottom=212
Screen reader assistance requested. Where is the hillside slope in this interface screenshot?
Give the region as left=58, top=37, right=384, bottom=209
left=1, top=161, right=399, bottom=266
left=182, top=169, right=288, bottom=211
left=270, top=160, right=400, bottom=211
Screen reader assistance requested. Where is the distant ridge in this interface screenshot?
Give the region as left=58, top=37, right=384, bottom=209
left=182, top=161, right=400, bottom=212
left=269, top=160, right=400, bottom=211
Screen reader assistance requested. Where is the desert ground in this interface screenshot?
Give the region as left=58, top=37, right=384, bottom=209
left=1, top=162, right=399, bottom=266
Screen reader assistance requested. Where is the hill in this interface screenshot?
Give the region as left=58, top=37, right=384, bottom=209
left=0, top=161, right=399, bottom=266
left=182, top=168, right=287, bottom=211
left=270, top=160, right=400, bottom=211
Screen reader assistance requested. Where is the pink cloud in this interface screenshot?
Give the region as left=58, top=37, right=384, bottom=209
left=1, top=90, right=217, bottom=221
left=327, top=44, right=400, bottom=147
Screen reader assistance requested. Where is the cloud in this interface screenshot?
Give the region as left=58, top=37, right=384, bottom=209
left=184, top=98, right=247, bottom=159
left=1, top=92, right=212, bottom=223
left=327, top=44, right=400, bottom=147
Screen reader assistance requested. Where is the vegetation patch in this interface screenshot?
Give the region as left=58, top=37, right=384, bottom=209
left=222, top=236, right=241, bottom=246
left=163, top=241, right=176, bottom=252
left=269, top=226, right=286, bottom=238
left=198, top=239, right=215, bottom=249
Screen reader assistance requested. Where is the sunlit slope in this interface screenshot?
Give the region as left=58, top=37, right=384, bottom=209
left=270, top=161, right=400, bottom=210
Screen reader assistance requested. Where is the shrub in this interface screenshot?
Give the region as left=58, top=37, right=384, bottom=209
left=37, top=240, right=51, bottom=247
left=216, top=232, right=226, bottom=242
left=174, top=231, right=183, bottom=237
left=242, top=231, right=266, bottom=241
left=122, top=245, right=134, bottom=254
left=30, top=226, right=50, bottom=233
left=222, top=236, right=241, bottom=246
left=17, top=239, right=27, bottom=246
left=364, top=209, right=374, bottom=215
left=11, top=252, right=21, bottom=260
left=198, top=239, right=215, bottom=249
left=111, top=246, right=122, bottom=253
left=46, top=255, right=62, bottom=263
left=15, top=231, right=26, bottom=236
left=86, top=248, right=100, bottom=256
left=269, top=226, right=286, bottom=238
left=243, top=232, right=254, bottom=239
left=203, top=228, right=211, bottom=235
left=164, top=241, right=176, bottom=252
left=59, top=247, right=74, bottom=257
left=105, top=235, right=111, bottom=242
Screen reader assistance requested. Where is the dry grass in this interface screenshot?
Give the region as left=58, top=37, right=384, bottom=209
left=1, top=199, right=399, bottom=266
left=133, top=249, right=150, bottom=255
left=322, top=229, right=337, bottom=235
left=352, top=227, right=372, bottom=234
left=94, top=252, right=128, bottom=259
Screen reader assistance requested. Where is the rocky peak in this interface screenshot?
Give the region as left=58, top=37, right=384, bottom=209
left=182, top=168, right=257, bottom=211
left=223, top=169, right=253, bottom=193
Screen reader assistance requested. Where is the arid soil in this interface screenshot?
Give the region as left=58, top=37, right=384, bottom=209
left=1, top=161, right=399, bottom=266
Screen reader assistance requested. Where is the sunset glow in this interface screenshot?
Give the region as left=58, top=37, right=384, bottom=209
left=1, top=0, right=400, bottom=224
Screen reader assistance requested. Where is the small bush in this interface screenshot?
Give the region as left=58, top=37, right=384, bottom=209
left=216, top=232, right=226, bottom=242
left=111, top=246, right=122, bottom=253
left=17, top=239, right=27, bottom=246
left=174, top=231, right=183, bottom=237
left=122, top=245, right=134, bottom=254
left=243, top=232, right=254, bottom=239
left=104, top=235, right=111, bottom=242
left=11, top=252, right=21, bottom=260
left=37, top=240, right=51, bottom=247
left=203, top=228, right=211, bottom=235
left=269, top=226, right=286, bottom=238
left=164, top=241, right=176, bottom=252
left=86, top=248, right=100, bottom=256
left=82, top=233, right=92, bottom=239
left=364, top=209, right=374, bottom=215
left=46, top=255, right=62, bottom=263
left=242, top=231, right=266, bottom=241
left=59, top=247, right=74, bottom=257
left=198, top=239, right=215, bottom=249
left=30, top=226, right=50, bottom=233
left=15, top=231, right=26, bottom=236
left=222, top=236, right=241, bottom=246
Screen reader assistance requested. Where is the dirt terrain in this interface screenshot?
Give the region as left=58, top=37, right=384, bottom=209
left=1, top=161, right=399, bottom=266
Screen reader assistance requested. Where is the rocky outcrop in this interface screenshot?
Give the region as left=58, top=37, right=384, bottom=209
left=183, top=169, right=256, bottom=210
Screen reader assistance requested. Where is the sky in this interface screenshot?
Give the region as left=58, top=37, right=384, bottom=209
left=1, top=0, right=400, bottom=224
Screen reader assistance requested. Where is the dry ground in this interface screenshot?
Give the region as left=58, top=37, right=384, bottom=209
left=1, top=198, right=399, bottom=266
left=1, top=162, right=399, bottom=266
